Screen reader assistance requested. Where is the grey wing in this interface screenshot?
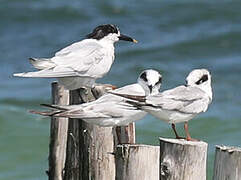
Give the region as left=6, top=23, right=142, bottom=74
left=111, top=84, right=145, bottom=96
left=146, top=86, right=210, bottom=114
left=51, top=41, right=106, bottom=77
left=178, top=97, right=210, bottom=113
left=87, top=91, right=141, bottom=117
left=95, top=84, right=145, bottom=103
left=55, top=40, right=92, bottom=56
left=161, top=86, right=206, bottom=100
left=95, top=100, right=140, bottom=118
left=63, top=83, right=145, bottom=118
left=57, top=107, right=112, bottom=119
left=14, top=41, right=106, bottom=78
left=63, top=101, right=125, bottom=119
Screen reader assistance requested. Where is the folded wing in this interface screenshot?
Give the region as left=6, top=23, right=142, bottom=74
left=145, top=86, right=210, bottom=114
left=14, top=40, right=105, bottom=78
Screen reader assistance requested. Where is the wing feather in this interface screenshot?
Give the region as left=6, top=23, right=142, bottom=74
left=145, top=86, right=210, bottom=114
left=52, top=40, right=105, bottom=77
left=14, top=40, right=107, bottom=79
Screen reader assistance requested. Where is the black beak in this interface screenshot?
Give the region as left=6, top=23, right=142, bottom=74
left=148, top=85, right=152, bottom=93
left=118, top=34, right=138, bottom=43
left=185, top=80, right=188, bottom=87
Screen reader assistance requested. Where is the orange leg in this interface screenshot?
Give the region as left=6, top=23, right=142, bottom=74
left=184, top=122, right=198, bottom=141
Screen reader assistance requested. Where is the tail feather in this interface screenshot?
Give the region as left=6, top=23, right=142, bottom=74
left=30, top=109, right=85, bottom=119
left=29, top=110, right=63, bottom=116
left=13, top=68, right=78, bottom=78
left=29, top=57, right=55, bottom=70
left=13, top=70, right=52, bottom=78
left=40, top=104, right=69, bottom=111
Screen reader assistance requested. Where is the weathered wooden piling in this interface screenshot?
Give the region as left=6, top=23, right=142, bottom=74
left=48, top=83, right=137, bottom=180
left=159, top=137, right=208, bottom=180
left=48, top=82, right=69, bottom=180
left=63, top=89, right=82, bottom=180
left=115, top=144, right=160, bottom=180
left=213, top=145, right=241, bottom=180
left=63, top=87, right=116, bottom=180
left=48, top=83, right=236, bottom=180
left=115, top=123, right=135, bottom=144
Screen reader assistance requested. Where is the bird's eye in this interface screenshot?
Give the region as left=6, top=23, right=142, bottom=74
left=140, top=72, right=148, bottom=82
left=195, top=74, right=208, bottom=85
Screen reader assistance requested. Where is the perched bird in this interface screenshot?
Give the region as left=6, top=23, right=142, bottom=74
left=14, top=24, right=137, bottom=90
left=30, top=69, right=162, bottom=126
left=111, top=69, right=213, bottom=141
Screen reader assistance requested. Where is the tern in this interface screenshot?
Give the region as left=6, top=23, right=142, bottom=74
left=14, top=24, right=137, bottom=90
left=111, top=69, right=213, bottom=141
left=30, top=69, right=162, bottom=126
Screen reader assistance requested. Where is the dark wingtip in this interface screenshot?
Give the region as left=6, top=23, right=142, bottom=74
left=125, top=100, right=143, bottom=109
left=29, top=110, right=51, bottom=116
left=109, top=92, right=146, bottom=102
left=29, top=57, right=35, bottom=61
left=40, top=104, right=68, bottom=111
left=40, top=103, right=54, bottom=108
left=29, top=109, right=65, bottom=117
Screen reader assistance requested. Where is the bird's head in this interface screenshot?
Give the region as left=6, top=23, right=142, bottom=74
left=186, top=68, right=212, bottom=99
left=138, top=69, right=162, bottom=96
left=86, top=24, right=137, bottom=44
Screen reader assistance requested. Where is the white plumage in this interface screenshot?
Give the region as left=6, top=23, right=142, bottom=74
left=14, top=24, right=137, bottom=90
left=111, top=69, right=213, bottom=140
left=30, top=69, right=162, bottom=126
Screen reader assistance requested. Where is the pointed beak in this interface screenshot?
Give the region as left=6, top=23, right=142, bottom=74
left=119, top=34, right=138, bottom=43
left=148, top=85, right=152, bottom=93
left=185, top=80, right=189, bottom=87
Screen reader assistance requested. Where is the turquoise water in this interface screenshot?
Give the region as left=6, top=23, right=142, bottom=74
left=1, top=0, right=241, bottom=179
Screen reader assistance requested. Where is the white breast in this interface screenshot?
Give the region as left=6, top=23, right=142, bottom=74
left=143, top=106, right=197, bottom=124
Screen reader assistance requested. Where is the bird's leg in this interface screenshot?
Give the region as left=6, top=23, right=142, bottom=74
left=171, top=123, right=185, bottom=139
left=184, top=122, right=191, bottom=141
left=184, top=122, right=198, bottom=141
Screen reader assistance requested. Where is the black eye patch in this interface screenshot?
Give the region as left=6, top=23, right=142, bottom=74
left=195, top=74, right=208, bottom=85
left=155, top=76, right=162, bottom=85
left=86, top=24, right=118, bottom=40
left=140, top=72, right=148, bottom=82
left=108, top=24, right=118, bottom=34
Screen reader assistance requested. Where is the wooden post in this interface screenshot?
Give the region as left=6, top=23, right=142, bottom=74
left=159, top=137, right=208, bottom=180
left=63, top=86, right=116, bottom=180
left=115, top=123, right=135, bottom=144
left=115, top=144, right=160, bottom=180
left=48, top=82, right=69, bottom=180
left=63, top=89, right=81, bottom=180
left=213, top=145, right=241, bottom=180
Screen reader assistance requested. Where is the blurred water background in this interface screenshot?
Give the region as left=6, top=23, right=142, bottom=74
left=1, top=0, right=241, bottom=179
